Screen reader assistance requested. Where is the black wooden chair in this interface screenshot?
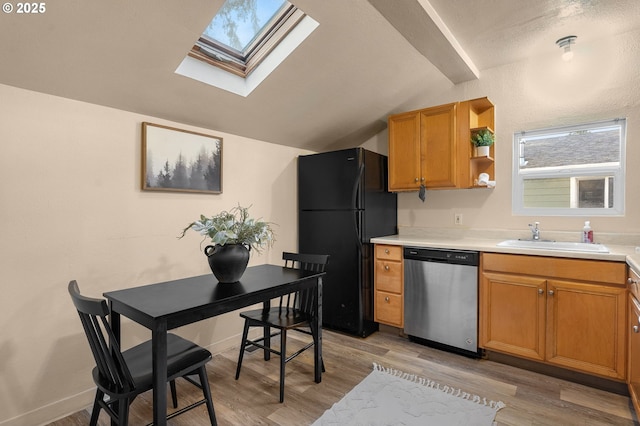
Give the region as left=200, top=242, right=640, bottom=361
left=235, top=252, right=329, bottom=402
left=68, top=280, right=217, bottom=425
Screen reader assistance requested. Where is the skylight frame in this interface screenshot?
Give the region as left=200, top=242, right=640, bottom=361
left=189, top=2, right=304, bottom=78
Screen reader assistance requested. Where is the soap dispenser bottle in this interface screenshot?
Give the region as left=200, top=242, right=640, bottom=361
left=582, top=221, right=593, bottom=243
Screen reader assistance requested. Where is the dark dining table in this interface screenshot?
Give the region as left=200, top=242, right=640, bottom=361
left=103, top=263, right=325, bottom=426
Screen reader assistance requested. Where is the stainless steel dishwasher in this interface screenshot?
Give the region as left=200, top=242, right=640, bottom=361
left=403, top=247, right=480, bottom=357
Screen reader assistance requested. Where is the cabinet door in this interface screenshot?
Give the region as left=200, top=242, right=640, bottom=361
left=388, top=111, right=421, bottom=191
left=629, top=295, right=640, bottom=414
left=546, top=279, right=627, bottom=380
left=480, top=272, right=546, bottom=361
left=420, top=103, right=457, bottom=188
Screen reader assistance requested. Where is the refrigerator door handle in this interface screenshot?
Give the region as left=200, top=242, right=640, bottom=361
left=354, top=210, right=364, bottom=254
left=351, top=162, right=364, bottom=210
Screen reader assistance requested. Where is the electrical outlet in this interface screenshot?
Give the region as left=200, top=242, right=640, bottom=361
left=454, top=213, right=463, bottom=225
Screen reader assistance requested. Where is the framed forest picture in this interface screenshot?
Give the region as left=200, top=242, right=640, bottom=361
left=142, top=122, right=222, bottom=194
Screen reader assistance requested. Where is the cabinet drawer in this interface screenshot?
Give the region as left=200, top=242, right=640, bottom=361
left=375, top=291, right=403, bottom=327
left=375, top=260, right=402, bottom=293
left=375, top=244, right=403, bottom=261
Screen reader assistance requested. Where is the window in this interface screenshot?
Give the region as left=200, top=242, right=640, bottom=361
left=512, top=118, right=626, bottom=216
left=189, top=0, right=305, bottom=78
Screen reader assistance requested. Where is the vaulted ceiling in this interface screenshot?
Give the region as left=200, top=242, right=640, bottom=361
left=1, top=0, right=638, bottom=151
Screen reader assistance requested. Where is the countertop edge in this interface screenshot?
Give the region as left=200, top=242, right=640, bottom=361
left=371, top=235, right=640, bottom=267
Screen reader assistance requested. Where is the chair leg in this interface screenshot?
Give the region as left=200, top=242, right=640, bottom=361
left=89, top=390, right=103, bottom=426
left=170, top=379, right=178, bottom=408
left=235, top=320, right=250, bottom=380
left=118, top=397, right=130, bottom=426
left=279, top=329, right=287, bottom=403
left=198, top=365, right=218, bottom=426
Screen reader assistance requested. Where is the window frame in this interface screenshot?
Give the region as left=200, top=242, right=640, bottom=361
left=512, top=118, right=626, bottom=217
left=189, top=3, right=304, bottom=78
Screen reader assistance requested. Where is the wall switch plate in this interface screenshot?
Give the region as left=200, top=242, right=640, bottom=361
left=454, top=213, right=463, bottom=225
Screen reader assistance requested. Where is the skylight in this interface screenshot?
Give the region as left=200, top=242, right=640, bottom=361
left=177, top=0, right=318, bottom=96
left=189, top=0, right=306, bottom=78
left=204, top=0, right=287, bottom=54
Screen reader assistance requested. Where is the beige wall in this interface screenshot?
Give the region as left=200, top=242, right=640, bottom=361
left=365, top=28, right=640, bottom=236
left=0, top=83, right=311, bottom=425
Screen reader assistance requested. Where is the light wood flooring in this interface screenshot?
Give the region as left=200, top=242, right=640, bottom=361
left=49, top=326, right=639, bottom=425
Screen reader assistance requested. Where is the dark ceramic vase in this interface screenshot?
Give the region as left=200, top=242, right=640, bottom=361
left=204, top=243, right=251, bottom=283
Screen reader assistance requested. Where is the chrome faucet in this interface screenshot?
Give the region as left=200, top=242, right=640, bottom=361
left=528, top=222, right=540, bottom=240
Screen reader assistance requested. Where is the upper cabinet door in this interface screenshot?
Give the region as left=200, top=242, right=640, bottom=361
left=387, top=103, right=457, bottom=191
left=388, top=111, right=421, bottom=191
left=420, top=103, right=457, bottom=188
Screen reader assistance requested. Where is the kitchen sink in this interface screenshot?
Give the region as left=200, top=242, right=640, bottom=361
left=497, top=239, right=610, bottom=253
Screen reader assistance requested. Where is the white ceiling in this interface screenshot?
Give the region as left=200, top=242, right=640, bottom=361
left=1, top=0, right=638, bottom=151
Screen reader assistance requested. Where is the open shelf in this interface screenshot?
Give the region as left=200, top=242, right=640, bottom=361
left=467, top=98, right=495, bottom=189
left=471, top=155, right=494, bottom=163
left=471, top=126, right=494, bottom=135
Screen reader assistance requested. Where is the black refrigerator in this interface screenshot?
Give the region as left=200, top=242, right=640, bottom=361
left=298, top=148, right=397, bottom=337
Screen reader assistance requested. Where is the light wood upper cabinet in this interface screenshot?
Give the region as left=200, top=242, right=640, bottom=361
left=388, top=97, right=494, bottom=191
left=388, top=111, right=421, bottom=191
left=480, top=253, right=627, bottom=381
left=420, top=104, right=457, bottom=188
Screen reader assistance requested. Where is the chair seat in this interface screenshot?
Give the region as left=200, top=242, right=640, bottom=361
left=240, top=307, right=312, bottom=330
left=93, top=333, right=212, bottom=394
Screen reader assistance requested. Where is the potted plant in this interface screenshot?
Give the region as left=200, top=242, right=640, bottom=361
left=471, top=128, right=494, bottom=157
left=179, top=205, right=275, bottom=283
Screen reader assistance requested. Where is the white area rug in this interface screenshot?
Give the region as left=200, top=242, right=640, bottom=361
left=313, top=363, right=505, bottom=426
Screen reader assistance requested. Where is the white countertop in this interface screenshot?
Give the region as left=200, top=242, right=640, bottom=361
left=371, top=233, right=640, bottom=271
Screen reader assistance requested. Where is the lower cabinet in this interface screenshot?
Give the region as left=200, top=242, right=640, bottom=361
left=480, top=253, right=627, bottom=380
left=374, top=244, right=404, bottom=327
left=628, top=267, right=640, bottom=414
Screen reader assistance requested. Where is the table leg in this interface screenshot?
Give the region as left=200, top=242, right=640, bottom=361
left=314, top=276, right=323, bottom=383
left=152, top=322, right=168, bottom=426
left=263, top=300, right=271, bottom=361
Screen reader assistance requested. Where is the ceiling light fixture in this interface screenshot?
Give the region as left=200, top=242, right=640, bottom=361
left=556, top=35, right=577, bottom=61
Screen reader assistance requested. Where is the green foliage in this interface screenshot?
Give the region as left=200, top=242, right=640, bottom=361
left=179, top=204, right=275, bottom=253
left=471, top=129, right=494, bottom=147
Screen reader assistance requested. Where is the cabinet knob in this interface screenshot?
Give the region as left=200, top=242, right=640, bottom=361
left=414, top=177, right=419, bottom=182
left=634, top=326, right=639, bottom=334
left=384, top=249, right=390, bottom=254
left=538, top=288, right=544, bottom=295
left=421, top=177, right=425, bottom=182
left=629, top=277, right=639, bottom=284
left=548, top=290, right=555, bottom=296
left=384, top=265, right=390, bottom=271
left=385, top=296, right=390, bottom=303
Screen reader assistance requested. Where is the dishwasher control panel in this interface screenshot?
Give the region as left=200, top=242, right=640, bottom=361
left=403, top=247, right=479, bottom=266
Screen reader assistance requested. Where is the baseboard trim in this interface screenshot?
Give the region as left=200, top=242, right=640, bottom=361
left=486, top=350, right=629, bottom=396
left=0, top=388, right=94, bottom=426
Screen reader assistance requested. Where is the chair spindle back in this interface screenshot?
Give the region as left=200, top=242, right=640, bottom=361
left=280, top=252, right=329, bottom=314
left=68, top=280, right=136, bottom=392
